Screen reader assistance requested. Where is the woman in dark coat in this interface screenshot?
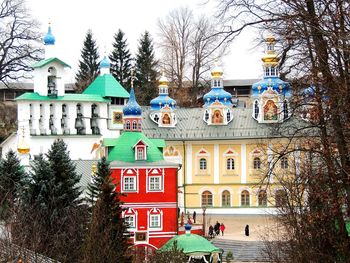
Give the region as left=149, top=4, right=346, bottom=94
left=245, top=224, right=249, bottom=236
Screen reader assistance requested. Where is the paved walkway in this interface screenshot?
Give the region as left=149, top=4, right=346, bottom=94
left=193, top=214, right=280, bottom=241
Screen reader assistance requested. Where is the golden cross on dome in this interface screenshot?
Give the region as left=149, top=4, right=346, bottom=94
left=131, top=68, right=135, bottom=87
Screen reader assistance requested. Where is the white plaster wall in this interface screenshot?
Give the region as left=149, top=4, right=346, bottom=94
left=26, top=135, right=103, bottom=160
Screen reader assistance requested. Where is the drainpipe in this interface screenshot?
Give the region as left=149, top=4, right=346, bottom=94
left=182, top=140, right=186, bottom=216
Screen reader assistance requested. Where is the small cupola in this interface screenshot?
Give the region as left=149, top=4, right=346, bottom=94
left=100, top=56, right=111, bottom=75
left=123, top=87, right=142, bottom=132
left=43, top=23, right=56, bottom=58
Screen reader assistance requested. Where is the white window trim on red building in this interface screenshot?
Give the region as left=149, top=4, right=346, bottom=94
left=123, top=208, right=138, bottom=231
left=121, top=168, right=139, bottom=193
left=148, top=208, right=163, bottom=231
left=146, top=168, right=164, bottom=193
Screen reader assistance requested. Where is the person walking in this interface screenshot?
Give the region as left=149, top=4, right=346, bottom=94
left=245, top=224, right=250, bottom=236
left=209, top=225, right=214, bottom=239
left=220, top=223, right=226, bottom=236
left=215, top=221, right=220, bottom=236
left=193, top=211, right=196, bottom=223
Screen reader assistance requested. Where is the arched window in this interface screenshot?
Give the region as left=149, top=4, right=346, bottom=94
left=201, top=191, right=213, bottom=207
left=154, top=114, right=159, bottom=122
left=126, top=121, right=130, bottom=130
left=132, top=121, right=137, bottom=130
left=254, top=101, right=259, bottom=119
left=258, top=190, right=267, bottom=206
left=138, top=121, right=142, bottom=130
left=283, top=100, right=289, bottom=120
left=265, top=67, right=270, bottom=76
left=222, top=190, right=231, bottom=207
left=275, top=189, right=287, bottom=207
left=226, top=158, right=235, bottom=170
left=199, top=158, right=207, bottom=170
left=241, top=190, right=250, bottom=206
left=281, top=157, right=288, bottom=169
left=253, top=157, right=261, bottom=169
left=205, top=111, right=209, bottom=121
left=227, top=111, right=231, bottom=122
left=218, top=80, right=221, bottom=87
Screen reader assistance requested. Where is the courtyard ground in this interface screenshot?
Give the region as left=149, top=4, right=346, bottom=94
left=183, top=214, right=282, bottom=241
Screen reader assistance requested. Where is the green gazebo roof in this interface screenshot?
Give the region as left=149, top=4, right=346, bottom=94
left=32, top=57, right=71, bottom=68
left=107, top=132, right=164, bottom=163
left=83, top=74, right=129, bottom=98
left=159, top=233, right=223, bottom=255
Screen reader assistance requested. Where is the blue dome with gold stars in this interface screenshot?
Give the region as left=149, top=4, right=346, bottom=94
left=150, top=74, right=176, bottom=110
left=203, top=87, right=233, bottom=107
left=150, top=95, right=176, bottom=110
left=252, top=77, right=291, bottom=97
left=123, top=87, right=141, bottom=116
left=44, top=25, right=55, bottom=45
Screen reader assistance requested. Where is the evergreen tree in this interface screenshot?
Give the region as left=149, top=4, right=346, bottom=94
left=134, top=31, right=158, bottom=105
left=75, top=29, right=100, bottom=93
left=109, top=29, right=132, bottom=90
left=85, top=157, right=110, bottom=207
left=46, top=139, right=82, bottom=209
left=16, top=140, right=86, bottom=262
left=83, top=157, right=130, bottom=262
left=0, top=150, right=25, bottom=220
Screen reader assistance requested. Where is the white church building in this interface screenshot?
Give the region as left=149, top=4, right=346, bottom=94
left=1, top=25, right=129, bottom=164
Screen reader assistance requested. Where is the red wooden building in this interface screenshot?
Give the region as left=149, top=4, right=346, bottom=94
left=106, top=87, right=179, bottom=251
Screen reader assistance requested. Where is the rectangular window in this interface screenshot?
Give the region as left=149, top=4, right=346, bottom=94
left=150, top=214, right=160, bottom=228
left=124, top=176, right=136, bottom=191
left=137, top=148, right=144, bottom=160
left=125, top=216, right=135, bottom=228
left=149, top=176, right=162, bottom=191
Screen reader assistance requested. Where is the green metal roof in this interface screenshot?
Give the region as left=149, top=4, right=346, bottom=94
left=107, top=131, right=164, bottom=163
left=159, top=233, right=223, bottom=255
left=32, top=57, right=71, bottom=68
left=150, top=138, right=166, bottom=148
left=83, top=74, right=129, bottom=98
left=15, top=92, right=110, bottom=102
left=103, top=138, right=119, bottom=147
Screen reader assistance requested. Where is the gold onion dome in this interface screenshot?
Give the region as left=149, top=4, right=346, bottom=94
left=159, top=73, right=169, bottom=86
left=262, top=34, right=279, bottom=66
left=17, top=134, right=30, bottom=154
left=211, top=63, right=223, bottom=77
left=265, top=34, right=276, bottom=43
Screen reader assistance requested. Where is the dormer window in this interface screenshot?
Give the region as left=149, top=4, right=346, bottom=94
left=137, top=148, right=144, bottom=160
left=134, top=140, right=147, bottom=161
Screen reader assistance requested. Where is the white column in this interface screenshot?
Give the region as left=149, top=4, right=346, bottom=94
left=53, top=103, right=63, bottom=135
left=31, top=103, right=40, bottom=135
left=42, top=103, right=51, bottom=135
left=98, top=103, right=108, bottom=135
left=83, top=103, right=92, bottom=135
left=67, top=103, right=77, bottom=135
left=214, top=144, right=219, bottom=184
left=186, top=143, right=192, bottom=184
left=241, top=143, right=247, bottom=183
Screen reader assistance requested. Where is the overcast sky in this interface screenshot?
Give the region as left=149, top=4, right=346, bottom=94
left=27, top=0, right=263, bottom=82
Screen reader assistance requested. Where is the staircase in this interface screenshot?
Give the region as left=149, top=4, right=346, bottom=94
left=211, top=239, right=269, bottom=262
